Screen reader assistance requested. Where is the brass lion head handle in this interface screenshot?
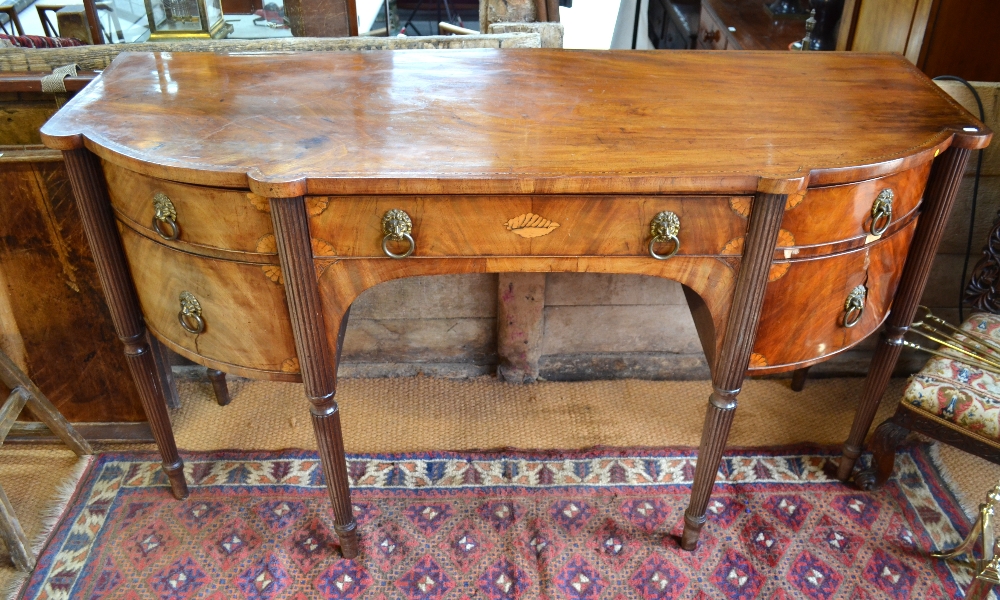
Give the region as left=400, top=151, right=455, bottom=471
left=152, top=193, right=180, bottom=241
left=648, top=211, right=681, bottom=260
left=870, top=189, right=894, bottom=236
left=381, top=209, right=415, bottom=259
left=178, top=291, right=205, bottom=334
left=843, top=284, right=867, bottom=328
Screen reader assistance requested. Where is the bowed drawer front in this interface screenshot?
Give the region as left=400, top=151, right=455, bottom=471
left=778, top=162, right=930, bottom=257
left=118, top=223, right=299, bottom=380
left=751, top=217, right=917, bottom=373
left=104, top=162, right=276, bottom=260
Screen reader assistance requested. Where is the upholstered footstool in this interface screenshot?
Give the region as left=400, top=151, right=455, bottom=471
left=857, top=312, right=1000, bottom=490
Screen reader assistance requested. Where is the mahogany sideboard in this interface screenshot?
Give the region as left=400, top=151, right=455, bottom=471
left=40, top=49, right=990, bottom=557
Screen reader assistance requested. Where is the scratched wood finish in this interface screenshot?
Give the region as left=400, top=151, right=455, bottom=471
left=778, top=162, right=930, bottom=256
left=39, top=51, right=989, bottom=198
left=309, top=195, right=749, bottom=258
left=751, top=218, right=917, bottom=373
left=0, top=154, right=146, bottom=422
left=117, top=224, right=300, bottom=380
left=104, top=161, right=276, bottom=260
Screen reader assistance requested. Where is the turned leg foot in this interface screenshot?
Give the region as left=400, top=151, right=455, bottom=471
left=682, top=388, right=738, bottom=551
left=854, top=417, right=909, bottom=491
left=207, top=369, right=231, bottom=406
left=312, top=403, right=358, bottom=559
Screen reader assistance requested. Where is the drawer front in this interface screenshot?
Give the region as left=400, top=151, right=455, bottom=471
left=103, top=161, right=275, bottom=259
left=750, top=217, right=916, bottom=373
left=779, top=162, right=930, bottom=255
left=119, top=223, right=299, bottom=379
left=308, top=195, right=750, bottom=258
left=697, top=5, right=727, bottom=49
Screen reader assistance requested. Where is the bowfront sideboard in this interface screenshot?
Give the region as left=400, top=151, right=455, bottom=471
left=40, top=49, right=990, bottom=557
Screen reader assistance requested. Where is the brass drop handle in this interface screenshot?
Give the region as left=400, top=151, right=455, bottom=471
left=381, top=208, right=415, bottom=259
left=648, top=211, right=681, bottom=260
left=869, top=189, right=893, bottom=236
left=843, top=284, right=867, bottom=328
left=178, top=291, right=205, bottom=334
left=152, top=192, right=180, bottom=241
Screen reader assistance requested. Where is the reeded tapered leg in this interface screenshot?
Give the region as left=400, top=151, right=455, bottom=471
left=63, top=148, right=188, bottom=499
left=270, top=195, right=358, bottom=559
left=207, top=369, right=232, bottom=406
left=682, top=190, right=787, bottom=550
left=838, top=146, right=972, bottom=481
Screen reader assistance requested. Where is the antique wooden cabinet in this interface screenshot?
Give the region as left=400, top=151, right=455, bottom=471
left=40, top=49, right=990, bottom=556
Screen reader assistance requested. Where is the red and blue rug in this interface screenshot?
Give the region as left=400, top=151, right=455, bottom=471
left=19, top=445, right=980, bottom=599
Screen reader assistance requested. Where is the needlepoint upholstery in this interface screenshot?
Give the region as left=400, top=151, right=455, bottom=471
left=904, top=312, right=1000, bottom=441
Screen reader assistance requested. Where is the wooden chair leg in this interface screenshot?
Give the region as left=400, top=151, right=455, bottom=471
left=207, top=369, right=231, bottom=406
left=854, top=415, right=910, bottom=491
left=0, top=482, right=34, bottom=572
left=0, top=351, right=92, bottom=457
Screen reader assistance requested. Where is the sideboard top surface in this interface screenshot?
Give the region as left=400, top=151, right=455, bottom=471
left=41, top=49, right=990, bottom=196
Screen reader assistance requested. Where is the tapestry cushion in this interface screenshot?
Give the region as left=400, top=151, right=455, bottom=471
left=0, top=33, right=85, bottom=48
left=904, top=312, right=1000, bottom=440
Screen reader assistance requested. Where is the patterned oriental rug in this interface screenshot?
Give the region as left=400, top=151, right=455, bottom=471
left=19, top=445, right=982, bottom=599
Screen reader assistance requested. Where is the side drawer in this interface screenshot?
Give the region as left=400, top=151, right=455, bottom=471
left=778, top=162, right=930, bottom=255
left=119, top=222, right=300, bottom=380
left=697, top=4, right=727, bottom=49
left=750, top=217, right=917, bottom=373
left=308, top=195, right=751, bottom=258
left=103, top=160, right=275, bottom=260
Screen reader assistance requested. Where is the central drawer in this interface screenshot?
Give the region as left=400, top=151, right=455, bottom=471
left=307, top=195, right=751, bottom=258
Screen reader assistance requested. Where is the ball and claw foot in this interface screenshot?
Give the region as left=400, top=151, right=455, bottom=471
left=854, top=467, right=877, bottom=491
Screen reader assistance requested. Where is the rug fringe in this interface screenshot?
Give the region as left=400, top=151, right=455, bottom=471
left=927, top=442, right=977, bottom=521
left=3, top=454, right=93, bottom=600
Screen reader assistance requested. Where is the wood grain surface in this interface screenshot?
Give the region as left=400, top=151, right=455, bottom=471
left=309, top=195, right=749, bottom=258
left=0, top=155, right=146, bottom=422
left=118, top=224, right=299, bottom=379
left=39, top=51, right=989, bottom=197
left=104, top=160, right=275, bottom=260
left=752, top=218, right=917, bottom=373
left=778, top=161, right=930, bottom=255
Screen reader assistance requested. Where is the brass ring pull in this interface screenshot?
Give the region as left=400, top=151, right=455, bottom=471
left=152, top=193, right=180, bottom=241
left=381, top=209, right=415, bottom=259
left=648, top=211, right=681, bottom=260
left=177, top=291, right=204, bottom=334
left=843, top=284, right=867, bottom=328
left=869, top=189, right=893, bottom=236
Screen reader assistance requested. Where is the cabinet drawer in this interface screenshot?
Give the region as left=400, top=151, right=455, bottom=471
left=119, top=223, right=300, bottom=380
left=308, top=195, right=750, bottom=258
left=697, top=5, right=727, bottom=49
left=779, top=162, right=930, bottom=255
left=750, top=217, right=916, bottom=373
left=104, top=161, right=275, bottom=260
